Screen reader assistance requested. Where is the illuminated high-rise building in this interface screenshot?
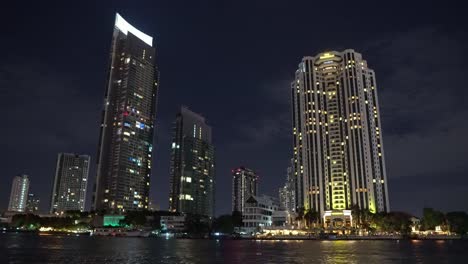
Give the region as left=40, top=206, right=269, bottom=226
left=232, top=167, right=258, bottom=214
left=169, top=107, right=215, bottom=218
left=8, top=174, right=29, bottom=212
left=50, top=153, right=90, bottom=214
left=26, top=193, right=40, bottom=213
left=291, top=50, right=389, bottom=227
left=93, top=13, right=159, bottom=213
left=279, top=159, right=296, bottom=212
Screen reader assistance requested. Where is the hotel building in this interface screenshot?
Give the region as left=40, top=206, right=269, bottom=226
left=291, top=50, right=389, bottom=227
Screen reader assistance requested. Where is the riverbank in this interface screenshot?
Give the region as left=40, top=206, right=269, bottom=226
left=2, top=230, right=464, bottom=240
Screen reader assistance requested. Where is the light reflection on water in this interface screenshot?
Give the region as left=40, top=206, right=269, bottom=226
left=1, top=233, right=467, bottom=264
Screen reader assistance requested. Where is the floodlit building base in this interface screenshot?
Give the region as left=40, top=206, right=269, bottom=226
left=323, top=210, right=352, bottom=229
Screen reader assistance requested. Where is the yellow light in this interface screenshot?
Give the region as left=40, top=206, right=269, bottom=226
left=319, top=53, right=335, bottom=59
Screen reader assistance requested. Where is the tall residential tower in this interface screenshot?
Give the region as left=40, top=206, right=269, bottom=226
left=232, top=167, right=259, bottom=214
left=50, top=153, right=90, bottom=214
left=169, top=107, right=215, bottom=218
left=93, top=13, right=159, bottom=213
left=8, top=174, right=30, bottom=212
left=291, top=50, right=389, bottom=227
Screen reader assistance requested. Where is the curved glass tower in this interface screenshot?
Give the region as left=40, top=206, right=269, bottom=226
left=93, top=13, right=159, bottom=213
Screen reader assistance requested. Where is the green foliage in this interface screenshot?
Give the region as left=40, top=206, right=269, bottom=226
left=11, top=214, right=41, bottom=229
left=231, top=210, right=243, bottom=227
left=446, top=211, right=468, bottom=235
left=421, top=208, right=445, bottom=230
left=304, top=210, right=320, bottom=228
left=371, top=212, right=412, bottom=235
left=213, top=215, right=234, bottom=233
left=120, top=210, right=149, bottom=227
left=185, top=214, right=210, bottom=235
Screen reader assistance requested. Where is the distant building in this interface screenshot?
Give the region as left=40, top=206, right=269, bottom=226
left=93, top=13, right=159, bottom=213
left=50, top=153, right=90, bottom=214
left=291, top=50, right=390, bottom=227
left=271, top=210, right=295, bottom=227
left=279, top=159, right=296, bottom=212
left=8, top=174, right=30, bottom=212
left=242, top=195, right=279, bottom=233
left=169, top=107, right=215, bottom=218
left=232, top=167, right=258, bottom=214
left=160, top=215, right=186, bottom=233
left=26, top=193, right=40, bottom=213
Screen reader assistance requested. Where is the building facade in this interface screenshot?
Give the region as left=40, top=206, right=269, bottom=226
left=50, top=153, right=90, bottom=214
left=242, top=195, right=279, bottom=233
left=160, top=215, right=186, bottom=233
left=232, top=167, right=258, bottom=214
left=93, top=13, right=159, bottom=213
left=26, top=193, right=40, bottom=213
left=291, top=50, right=389, bottom=227
left=279, top=159, right=296, bottom=213
left=8, top=174, right=30, bottom=212
left=169, top=107, right=215, bottom=218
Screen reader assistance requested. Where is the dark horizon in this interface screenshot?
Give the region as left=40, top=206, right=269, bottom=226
left=1, top=1, right=467, bottom=217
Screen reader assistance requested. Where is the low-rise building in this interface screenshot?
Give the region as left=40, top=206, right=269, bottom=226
left=160, top=215, right=186, bottom=232
left=242, top=195, right=279, bottom=233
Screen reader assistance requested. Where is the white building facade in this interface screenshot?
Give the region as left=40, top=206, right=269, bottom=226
left=242, top=195, right=279, bottom=233
left=8, top=174, right=30, bottom=212
left=291, top=50, right=390, bottom=227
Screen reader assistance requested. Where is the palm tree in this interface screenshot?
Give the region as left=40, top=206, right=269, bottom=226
left=304, top=210, right=320, bottom=229
left=295, top=207, right=305, bottom=229
left=350, top=204, right=362, bottom=229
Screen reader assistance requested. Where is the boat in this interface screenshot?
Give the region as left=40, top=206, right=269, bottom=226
left=92, top=228, right=150, bottom=237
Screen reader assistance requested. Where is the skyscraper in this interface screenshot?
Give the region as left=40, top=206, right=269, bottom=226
left=291, top=50, right=389, bottom=227
left=93, top=13, right=159, bottom=213
left=232, top=167, right=258, bottom=214
left=8, top=174, right=29, bottom=212
left=169, top=107, right=215, bottom=218
left=279, top=159, right=296, bottom=212
left=50, top=153, right=90, bottom=214
left=26, top=193, right=40, bottom=213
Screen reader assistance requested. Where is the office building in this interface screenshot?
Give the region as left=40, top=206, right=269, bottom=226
left=26, top=193, right=40, bottom=213
left=93, top=13, right=159, bottom=213
left=232, top=167, right=258, bottom=214
left=50, top=153, right=90, bottom=214
left=8, top=174, right=29, bottom=212
left=279, top=159, right=296, bottom=212
left=169, top=106, right=215, bottom=218
left=291, top=50, right=389, bottom=227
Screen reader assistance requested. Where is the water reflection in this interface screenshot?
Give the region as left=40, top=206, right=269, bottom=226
left=1, top=233, right=467, bottom=264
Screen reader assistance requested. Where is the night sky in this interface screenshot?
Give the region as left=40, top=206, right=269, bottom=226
left=1, top=1, right=467, bottom=216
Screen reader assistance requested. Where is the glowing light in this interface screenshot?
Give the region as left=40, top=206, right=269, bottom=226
left=115, top=13, right=153, bottom=46
left=319, top=53, right=335, bottom=59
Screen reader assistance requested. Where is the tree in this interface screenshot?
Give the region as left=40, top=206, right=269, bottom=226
left=185, top=214, right=210, bottom=236
left=351, top=204, right=362, bottom=228
left=213, top=215, right=234, bottom=234
left=295, top=207, right=305, bottom=228
left=421, top=208, right=445, bottom=230
left=232, top=210, right=243, bottom=227
left=120, top=211, right=148, bottom=227
left=304, top=210, right=319, bottom=229
left=446, top=211, right=468, bottom=235
left=11, top=214, right=41, bottom=229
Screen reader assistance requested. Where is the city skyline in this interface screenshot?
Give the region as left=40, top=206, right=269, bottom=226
left=1, top=2, right=467, bottom=217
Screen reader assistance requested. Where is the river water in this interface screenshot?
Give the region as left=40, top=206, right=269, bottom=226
left=1, top=233, right=467, bottom=263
